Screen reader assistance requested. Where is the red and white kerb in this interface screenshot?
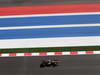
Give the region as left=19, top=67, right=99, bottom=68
left=0, top=51, right=100, bottom=57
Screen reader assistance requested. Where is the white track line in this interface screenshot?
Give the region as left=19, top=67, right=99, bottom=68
left=0, top=12, right=100, bottom=18
left=0, top=23, right=100, bottom=30
left=0, top=36, right=100, bottom=49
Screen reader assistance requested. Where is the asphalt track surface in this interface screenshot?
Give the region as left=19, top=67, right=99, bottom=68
left=0, top=55, right=100, bottom=75
left=0, top=0, right=100, bottom=7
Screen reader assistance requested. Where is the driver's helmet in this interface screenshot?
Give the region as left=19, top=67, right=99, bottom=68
left=47, top=60, right=52, bottom=64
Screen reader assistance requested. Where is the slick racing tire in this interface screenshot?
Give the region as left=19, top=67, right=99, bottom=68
left=40, top=63, right=45, bottom=68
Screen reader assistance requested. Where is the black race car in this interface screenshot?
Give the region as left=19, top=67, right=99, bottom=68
left=40, top=60, right=60, bottom=68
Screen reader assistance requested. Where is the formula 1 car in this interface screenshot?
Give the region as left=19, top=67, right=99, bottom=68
left=40, top=60, right=60, bottom=68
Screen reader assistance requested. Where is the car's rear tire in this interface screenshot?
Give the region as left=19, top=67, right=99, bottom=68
left=40, top=63, right=45, bottom=68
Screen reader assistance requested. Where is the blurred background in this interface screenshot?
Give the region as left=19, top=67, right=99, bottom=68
left=0, top=0, right=100, bottom=7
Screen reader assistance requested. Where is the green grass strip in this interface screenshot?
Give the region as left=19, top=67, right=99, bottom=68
left=0, top=46, right=100, bottom=53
